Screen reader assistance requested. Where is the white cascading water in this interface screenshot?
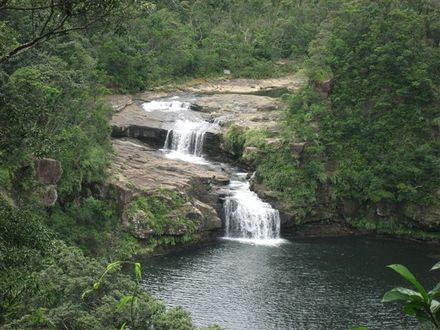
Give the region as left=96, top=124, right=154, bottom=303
left=163, top=120, right=213, bottom=158
left=142, top=97, right=284, bottom=245
left=142, top=97, right=216, bottom=164
left=142, top=98, right=191, bottom=112
left=224, top=173, right=283, bottom=245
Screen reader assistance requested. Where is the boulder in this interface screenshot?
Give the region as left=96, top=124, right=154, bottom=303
left=111, top=125, right=169, bottom=149
left=291, top=142, right=306, bottom=155
left=193, top=200, right=222, bottom=231
left=36, top=158, right=63, bottom=185
left=180, top=201, right=204, bottom=221
left=41, top=185, right=58, bottom=207
left=128, top=210, right=155, bottom=240
left=315, top=79, right=334, bottom=98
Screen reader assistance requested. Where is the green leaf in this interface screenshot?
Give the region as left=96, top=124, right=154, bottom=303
left=106, top=261, right=122, bottom=272
left=350, top=327, right=368, bottom=330
left=134, top=262, right=142, bottom=283
left=429, top=282, right=440, bottom=299
left=120, top=322, right=127, bottom=330
left=403, top=302, right=431, bottom=321
left=382, top=287, right=423, bottom=303
left=431, top=299, right=440, bottom=314
left=93, top=282, right=100, bottom=290
left=431, top=262, right=440, bottom=271
left=387, top=264, right=429, bottom=302
left=117, top=295, right=134, bottom=311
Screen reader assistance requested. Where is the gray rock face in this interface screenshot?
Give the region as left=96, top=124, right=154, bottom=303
left=291, top=143, right=306, bottom=155
left=183, top=74, right=305, bottom=94
left=193, top=200, right=222, bottom=231
left=34, top=158, right=63, bottom=207
left=129, top=210, right=155, bottom=239
left=110, top=139, right=226, bottom=238
left=112, top=124, right=169, bottom=148
left=404, top=203, right=440, bottom=228
left=36, top=158, right=63, bottom=185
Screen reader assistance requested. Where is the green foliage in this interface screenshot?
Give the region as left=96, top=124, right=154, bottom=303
left=0, top=54, right=112, bottom=197
left=383, top=262, right=440, bottom=327
left=127, top=192, right=197, bottom=247
left=223, top=125, right=247, bottom=157
left=88, top=0, right=341, bottom=91
left=247, top=0, right=440, bottom=228
left=47, top=197, right=136, bottom=258
left=0, top=201, right=53, bottom=323
left=307, top=0, right=440, bottom=206
left=1, top=242, right=200, bottom=329
left=0, top=201, right=52, bottom=270
left=346, top=217, right=440, bottom=242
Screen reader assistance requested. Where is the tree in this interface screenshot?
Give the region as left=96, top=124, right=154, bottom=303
left=0, top=0, right=148, bottom=64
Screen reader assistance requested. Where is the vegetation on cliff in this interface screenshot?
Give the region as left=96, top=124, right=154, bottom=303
left=227, top=0, right=440, bottom=238
left=1, top=0, right=440, bottom=328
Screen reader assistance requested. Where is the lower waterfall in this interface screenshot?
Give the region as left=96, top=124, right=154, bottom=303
left=223, top=173, right=283, bottom=245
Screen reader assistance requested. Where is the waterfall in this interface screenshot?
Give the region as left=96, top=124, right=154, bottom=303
left=224, top=173, right=282, bottom=244
left=142, top=97, right=217, bottom=163
left=142, top=96, right=284, bottom=245
left=163, top=120, right=212, bottom=157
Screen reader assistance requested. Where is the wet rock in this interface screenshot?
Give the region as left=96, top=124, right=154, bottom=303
left=190, top=104, right=204, bottom=112
left=203, top=131, right=223, bottom=158
left=111, top=124, right=169, bottom=149
left=36, top=158, right=63, bottom=185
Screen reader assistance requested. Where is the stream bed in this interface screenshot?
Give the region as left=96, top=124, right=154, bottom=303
left=141, top=235, right=440, bottom=330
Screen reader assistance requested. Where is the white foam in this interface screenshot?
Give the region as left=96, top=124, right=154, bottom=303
left=221, top=237, right=288, bottom=246
left=142, top=100, right=190, bottom=112
left=162, top=150, right=209, bottom=165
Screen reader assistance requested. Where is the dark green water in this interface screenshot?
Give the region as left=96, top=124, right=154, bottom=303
left=141, top=235, right=440, bottom=329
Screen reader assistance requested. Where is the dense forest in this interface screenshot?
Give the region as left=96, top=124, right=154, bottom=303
left=1, top=0, right=439, bottom=328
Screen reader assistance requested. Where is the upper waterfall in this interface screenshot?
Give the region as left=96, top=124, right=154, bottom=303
left=142, top=96, right=218, bottom=164
left=163, top=120, right=214, bottom=158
